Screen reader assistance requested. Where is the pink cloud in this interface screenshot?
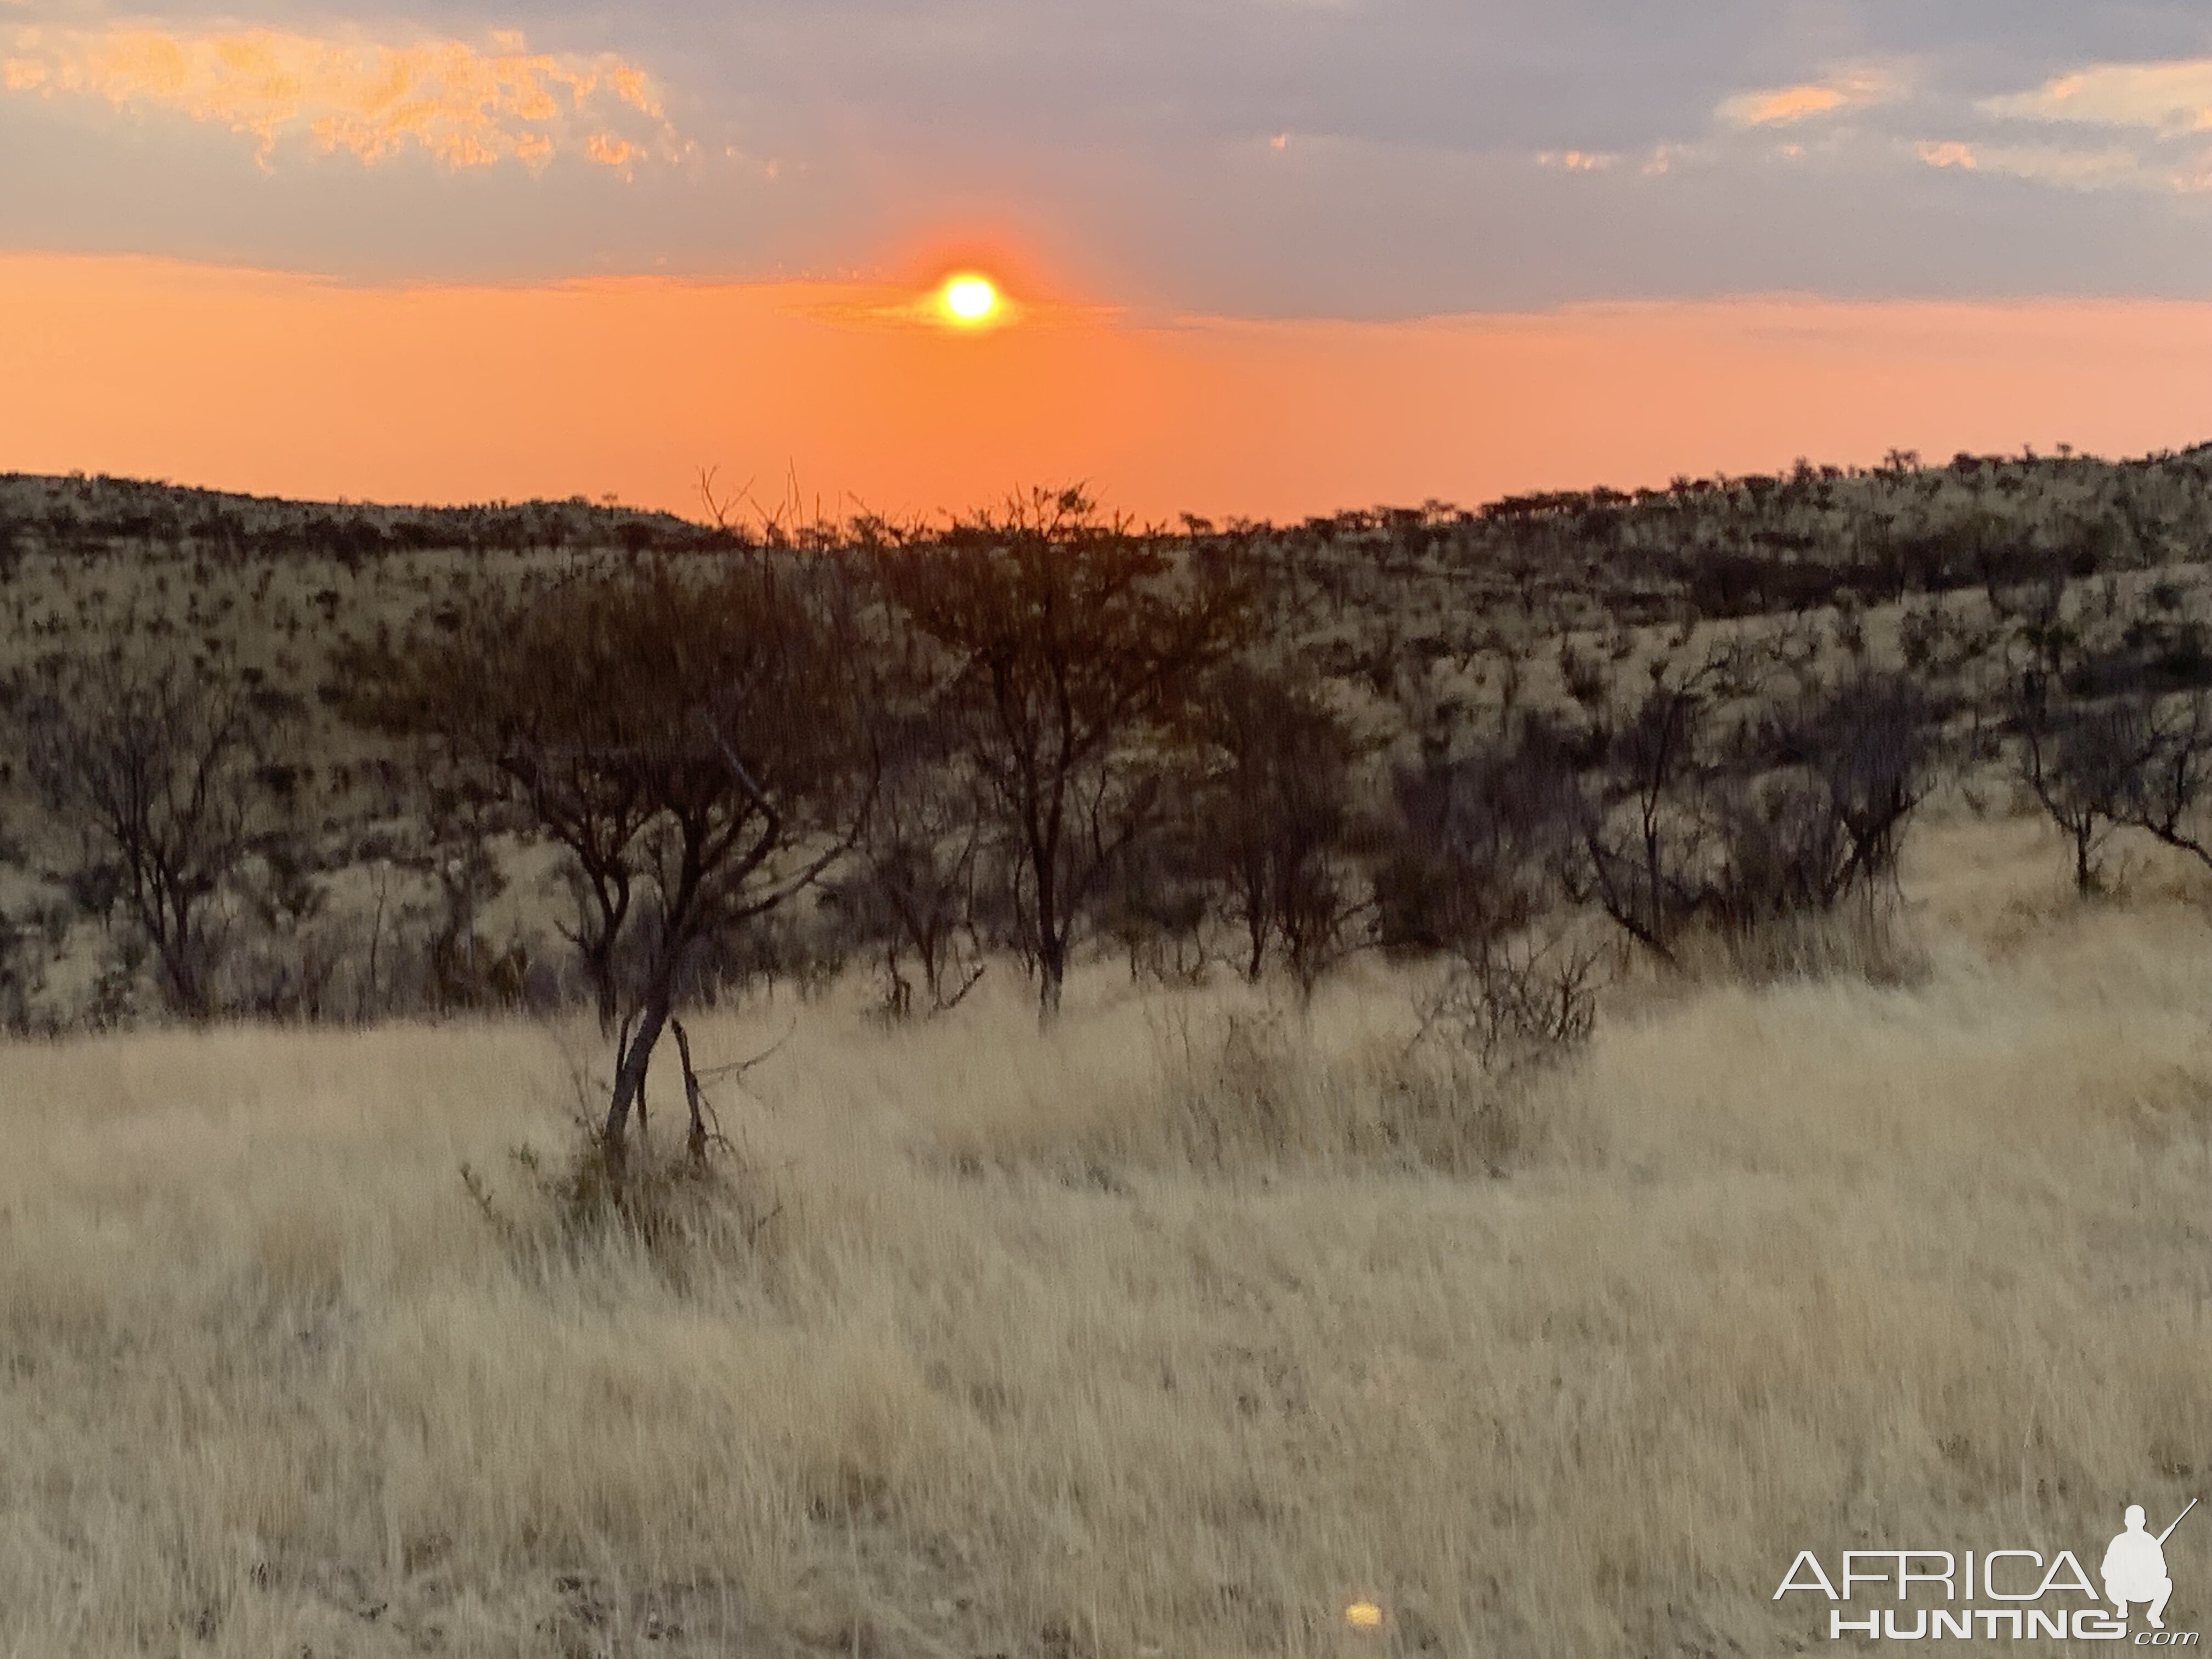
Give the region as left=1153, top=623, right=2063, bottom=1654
left=0, top=22, right=681, bottom=170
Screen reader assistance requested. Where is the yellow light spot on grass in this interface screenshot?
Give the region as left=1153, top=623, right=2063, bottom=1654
left=1345, top=1600, right=1384, bottom=1629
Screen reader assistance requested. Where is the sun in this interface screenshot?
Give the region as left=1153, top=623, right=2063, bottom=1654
left=938, top=273, right=1001, bottom=325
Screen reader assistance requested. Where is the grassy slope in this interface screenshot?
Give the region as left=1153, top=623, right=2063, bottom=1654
left=3, top=813, right=2209, bottom=1657
left=9, top=451, right=2212, bottom=1030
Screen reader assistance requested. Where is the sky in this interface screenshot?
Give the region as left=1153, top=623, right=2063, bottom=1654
left=5, top=1, right=2212, bottom=521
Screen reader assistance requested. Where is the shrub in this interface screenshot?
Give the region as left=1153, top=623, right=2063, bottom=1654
left=1413, top=930, right=1602, bottom=1076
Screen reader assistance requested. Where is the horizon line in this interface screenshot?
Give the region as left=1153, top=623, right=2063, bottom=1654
left=13, top=438, right=2212, bottom=539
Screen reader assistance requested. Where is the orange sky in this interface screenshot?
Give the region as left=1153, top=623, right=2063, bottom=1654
left=5, top=252, right=2211, bottom=523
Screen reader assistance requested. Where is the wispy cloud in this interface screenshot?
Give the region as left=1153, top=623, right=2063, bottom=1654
left=1915, top=58, right=2212, bottom=197
left=1717, top=65, right=1898, bottom=129
left=1535, top=148, right=1617, bottom=172
left=1914, top=138, right=2166, bottom=190
left=1980, top=59, right=2212, bottom=137
left=0, top=22, right=682, bottom=171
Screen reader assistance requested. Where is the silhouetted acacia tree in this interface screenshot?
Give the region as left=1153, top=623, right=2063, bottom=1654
left=1710, top=673, right=1938, bottom=926
left=1194, top=665, right=1363, bottom=992
left=1571, top=673, right=1715, bottom=962
left=1377, top=713, right=1583, bottom=956
left=2004, top=575, right=2212, bottom=892
left=1568, top=663, right=1936, bottom=958
left=19, top=650, right=269, bottom=1018
left=348, top=556, right=872, bottom=1171
left=2112, top=691, right=2212, bottom=874
left=835, top=708, right=989, bottom=1019
left=2013, top=676, right=2154, bottom=894
left=1098, top=830, right=1213, bottom=986
left=422, top=779, right=527, bottom=1012
left=874, top=489, right=1255, bottom=1020
left=2026, top=676, right=2212, bottom=884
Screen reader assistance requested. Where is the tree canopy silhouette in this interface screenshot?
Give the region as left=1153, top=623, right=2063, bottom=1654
left=347, top=554, right=872, bottom=1169
left=874, top=489, right=1256, bottom=1019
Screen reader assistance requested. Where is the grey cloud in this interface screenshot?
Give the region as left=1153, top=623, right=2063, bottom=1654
left=5, top=0, right=2212, bottom=312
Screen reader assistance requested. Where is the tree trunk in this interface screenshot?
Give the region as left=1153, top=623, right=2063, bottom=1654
left=588, top=945, right=620, bottom=1036
left=149, top=887, right=213, bottom=1020
left=1037, top=935, right=1065, bottom=1026
left=1031, top=831, right=1065, bottom=1024
left=601, top=984, right=672, bottom=1171
left=161, top=939, right=212, bottom=1022
left=671, top=1018, right=710, bottom=1165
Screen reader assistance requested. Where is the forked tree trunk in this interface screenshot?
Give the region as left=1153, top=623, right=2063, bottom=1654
left=601, top=981, right=673, bottom=1172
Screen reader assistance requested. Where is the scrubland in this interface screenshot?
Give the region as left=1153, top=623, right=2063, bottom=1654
left=3, top=814, right=2209, bottom=1658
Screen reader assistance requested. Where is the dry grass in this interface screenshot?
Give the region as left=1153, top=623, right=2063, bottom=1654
left=4, top=817, right=2212, bottom=1657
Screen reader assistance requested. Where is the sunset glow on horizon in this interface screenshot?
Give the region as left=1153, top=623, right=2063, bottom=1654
left=4, top=3, right=2212, bottom=511
left=6, top=252, right=2212, bottom=524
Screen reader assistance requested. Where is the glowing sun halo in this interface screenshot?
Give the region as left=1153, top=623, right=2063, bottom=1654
left=939, top=273, right=1001, bottom=325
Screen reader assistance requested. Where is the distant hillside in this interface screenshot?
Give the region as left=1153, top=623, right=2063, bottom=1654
left=8, top=442, right=2212, bottom=1032
left=0, top=471, right=729, bottom=561
left=8, top=443, right=2212, bottom=622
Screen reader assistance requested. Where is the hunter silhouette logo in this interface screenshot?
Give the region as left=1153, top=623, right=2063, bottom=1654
left=2107, top=1502, right=2194, bottom=1631
left=1775, top=1499, right=2201, bottom=1642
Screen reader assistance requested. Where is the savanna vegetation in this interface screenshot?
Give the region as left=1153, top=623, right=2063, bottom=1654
left=3, top=444, right=2212, bottom=1655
